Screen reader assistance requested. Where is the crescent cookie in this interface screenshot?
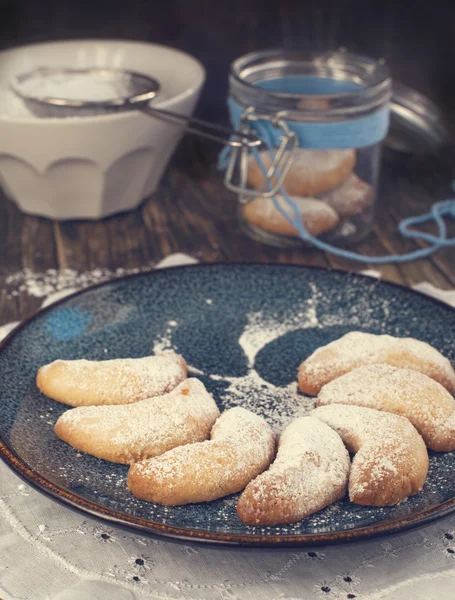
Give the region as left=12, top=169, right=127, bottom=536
left=318, top=364, right=455, bottom=452
left=237, top=417, right=350, bottom=526
left=37, top=351, right=187, bottom=406
left=127, top=407, right=275, bottom=506
left=247, top=148, right=356, bottom=197
left=242, top=195, right=339, bottom=238
left=312, top=405, right=429, bottom=506
left=54, top=378, right=220, bottom=464
left=319, top=174, right=374, bottom=218
left=298, top=331, right=455, bottom=396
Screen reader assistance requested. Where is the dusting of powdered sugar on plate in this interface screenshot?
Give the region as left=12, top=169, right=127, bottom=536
left=4, top=262, right=455, bottom=545
left=214, top=373, right=314, bottom=433
left=152, top=320, right=179, bottom=354
left=210, top=302, right=319, bottom=431
left=4, top=265, right=155, bottom=300
left=149, top=301, right=319, bottom=433
left=238, top=299, right=318, bottom=368
left=152, top=320, right=206, bottom=377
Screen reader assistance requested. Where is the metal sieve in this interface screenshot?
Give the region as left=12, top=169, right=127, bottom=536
left=10, top=66, right=298, bottom=197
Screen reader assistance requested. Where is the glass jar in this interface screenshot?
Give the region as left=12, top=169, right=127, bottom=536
left=228, top=50, right=392, bottom=248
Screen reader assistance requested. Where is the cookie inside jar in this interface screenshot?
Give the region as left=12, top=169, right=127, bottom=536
left=229, top=50, right=391, bottom=248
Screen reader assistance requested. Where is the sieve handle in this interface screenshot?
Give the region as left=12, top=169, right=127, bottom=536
left=138, top=104, right=262, bottom=148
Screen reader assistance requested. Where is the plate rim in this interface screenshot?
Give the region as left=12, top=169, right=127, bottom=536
left=1, top=262, right=455, bottom=547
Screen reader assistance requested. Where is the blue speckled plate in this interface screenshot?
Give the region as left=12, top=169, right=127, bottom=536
left=1, top=264, right=455, bottom=546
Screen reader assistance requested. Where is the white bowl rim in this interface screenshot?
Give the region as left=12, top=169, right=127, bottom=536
left=0, top=38, right=206, bottom=125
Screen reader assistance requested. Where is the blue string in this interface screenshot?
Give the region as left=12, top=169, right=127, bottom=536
left=220, top=124, right=455, bottom=264
left=226, top=96, right=390, bottom=150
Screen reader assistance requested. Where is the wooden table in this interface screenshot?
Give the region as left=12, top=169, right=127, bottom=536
left=1, top=133, right=454, bottom=328
left=1, top=0, right=455, bottom=327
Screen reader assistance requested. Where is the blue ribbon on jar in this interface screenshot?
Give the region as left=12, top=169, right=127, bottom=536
left=218, top=75, right=455, bottom=264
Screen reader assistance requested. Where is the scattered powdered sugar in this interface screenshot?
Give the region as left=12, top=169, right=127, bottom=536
left=152, top=320, right=179, bottom=354
left=187, top=364, right=205, bottom=376
left=148, top=300, right=320, bottom=432
left=238, top=302, right=318, bottom=368
left=4, top=265, right=156, bottom=300
left=125, top=352, right=187, bottom=399
left=200, top=302, right=320, bottom=431
left=215, top=371, right=314, bottom=433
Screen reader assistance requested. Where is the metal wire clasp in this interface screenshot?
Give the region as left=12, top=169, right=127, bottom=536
left=224, top=108, right=298, bottom=200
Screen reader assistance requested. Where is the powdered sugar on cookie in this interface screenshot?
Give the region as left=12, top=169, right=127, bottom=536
left=318, top=363, right=455, bottom=451
left=55, top=378, right=220, bottom=464
left=312, top=404, right=429, bottom=506
left=298, top=331, right=455, bottom=395
left=128, top=407, right=275, bottom=505
left=37, top=351, right=187, bottom=406
left=137, top=407, right=274, bottom=484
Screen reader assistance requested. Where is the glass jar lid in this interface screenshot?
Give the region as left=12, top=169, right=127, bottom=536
left=229, top=49, right=392, bottom=120
left=386, top=81, right=449, bottom=154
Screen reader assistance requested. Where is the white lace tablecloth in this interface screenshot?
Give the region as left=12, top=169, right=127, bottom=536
left=1, top=255, right=455, bottom=600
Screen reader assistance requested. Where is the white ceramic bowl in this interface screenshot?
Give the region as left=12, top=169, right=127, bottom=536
left=0, top=40, right=206, bottom=220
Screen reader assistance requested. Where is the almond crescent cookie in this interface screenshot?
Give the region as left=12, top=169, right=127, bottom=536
left=242, top=195, right=339, bottom=238
left=54, top=378, right=220, bottom=464
left=298, top=332, right=455, bottom=395
left=37, top=351, right=187, bottom=406
left=127, top=407, right=275, bottom=506
left=319, top=173, right=374, bottom=218
left=237, top=417, right=350, bottom=526
left=312, top=404, right=429, bottom=506
left=318, top=364, right=455, bottom=451
left=247, top=148, right=356, bottom=197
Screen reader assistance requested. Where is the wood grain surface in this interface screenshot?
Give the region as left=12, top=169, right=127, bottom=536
left=0, top=0, right=454, bottom=329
